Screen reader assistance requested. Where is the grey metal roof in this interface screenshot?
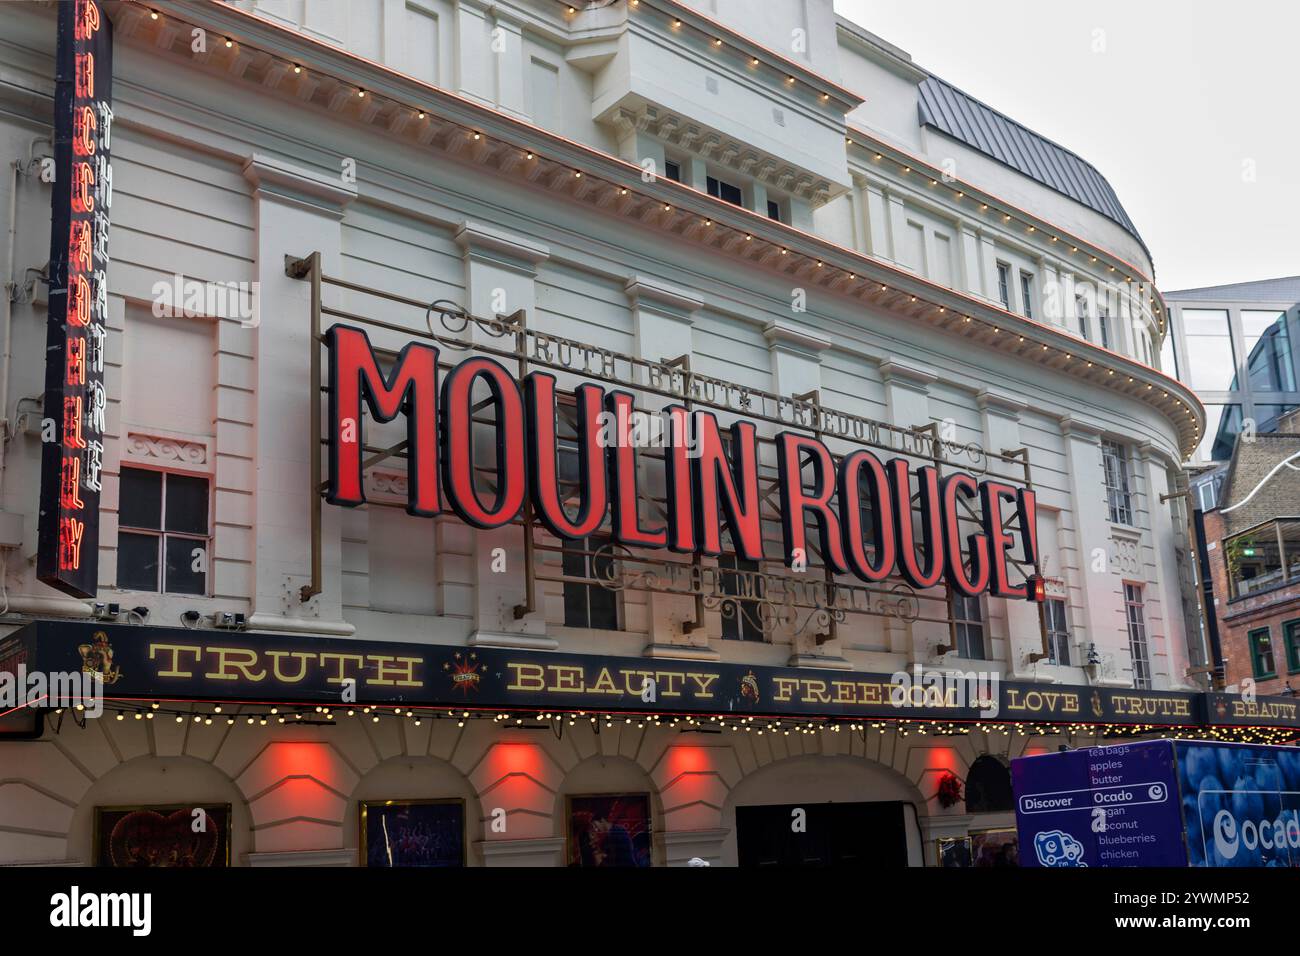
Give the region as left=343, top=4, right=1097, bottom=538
left=1164, top=275, right=1300, bottom=303
left=917, top=76, right=1146, bottom=250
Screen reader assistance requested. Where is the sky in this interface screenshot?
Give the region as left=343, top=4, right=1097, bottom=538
left=833, top=0, right=1300, bottom=292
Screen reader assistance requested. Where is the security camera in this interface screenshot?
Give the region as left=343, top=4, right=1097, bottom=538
left=91, top=603, right=121, bottom=622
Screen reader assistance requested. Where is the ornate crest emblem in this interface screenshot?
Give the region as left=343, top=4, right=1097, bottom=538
left=444, top=652, right=483, bottom=696
left=78, top=630, right=121, bottom=685
left=739, top=669, right=760, bottom=704
left=1090, top=690, right=1104, bottom=718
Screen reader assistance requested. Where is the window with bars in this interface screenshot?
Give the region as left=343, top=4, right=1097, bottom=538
left=556, top=417, right=620, bottom=631
left=718, top=553, right=766, bottom=642
left=562, top=534, right=620, bottom=630
left=1044, top=598, right=1071, bottom=665
left=1124, top=583, right=1151, bottom=689
left=950, top=593, right=985, bottom=659
left=116, top=467, right=210, bottom=595
left=1102, top=440, right=1133, bottom=525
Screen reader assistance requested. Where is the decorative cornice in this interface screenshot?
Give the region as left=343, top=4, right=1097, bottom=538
left=1057, top=414, right=1106, bottom=439
left=624, top=274, right=702, bottom=317
left=647, top=0, right=863, bottom=110
left=611, top=103, right=838, bottom=204
left=763, top=319, right=832, bottom=354
left=976, top=388, right=1027, bottom=420
left=454, top=220, right=550, bottom=273
left=845, top=126, right=1168, bottom=327
left=125, top=431, right=210, bottom=469
left=109, top=1, right=1204, bottom=460
left=241, top=153, right=356, bottom=216
left=878, top=357, right=938, bottom=392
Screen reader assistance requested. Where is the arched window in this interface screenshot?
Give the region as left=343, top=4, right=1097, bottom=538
left=965, top=755, right=1013, bottom=813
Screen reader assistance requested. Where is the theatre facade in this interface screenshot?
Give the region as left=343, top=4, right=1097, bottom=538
left=0, top=0, right=1290, bottom=867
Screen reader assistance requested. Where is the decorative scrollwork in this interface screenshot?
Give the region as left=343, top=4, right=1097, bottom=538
left=939, top=439, right=988, bottom=469
left=589, top=545, right=922, bottom=631
left=426, top=298, right=517, bottom=350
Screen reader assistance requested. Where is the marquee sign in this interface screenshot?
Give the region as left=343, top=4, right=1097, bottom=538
left=324, top=322, right=1044, bottom=604
left=11, top=620, right=1299, bottom=732
left=37, top=0, right=113, bottom=598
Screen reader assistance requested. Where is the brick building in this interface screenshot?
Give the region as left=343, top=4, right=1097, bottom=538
left=1201, top=407, right=1300, bottom=694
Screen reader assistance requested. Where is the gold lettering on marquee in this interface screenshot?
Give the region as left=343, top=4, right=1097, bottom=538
left=657, top=671, right=685, bottom=697
left=549, top=665, right=585, bottom=693
left=687, top=673, right=718, bottom=698
left=266, top=650, right=315, bottom=684
left=620, top=669, right=654, bottom=695
left=149, top=643, right=202, bottom=678
left=203, top=646, right=266, bottom=682
left=1004, top=689, right=1080, bottom=716
left=590, top=668, right=621, bottom=695
left=369, top=656, right=422, bottom=687
left=773, top=677, right=797, bottom=702
left=1110, top=694, right=1190, bottom=718
left=1232, top=700, right=1298, bottom=720
left=318, top=652, right=367, bottom=685
left=508, top=662, right=546, bottom=692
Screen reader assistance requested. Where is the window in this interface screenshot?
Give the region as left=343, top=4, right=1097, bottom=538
left=1102, top=440, right=1133, bottom=525
left=996, top=263, right=1011, bottom=310
left=1044, top=598, right=1071, bottom=665
left=1124, top=583, right=1151, bottom=689
left=1242, top=310, right=1297, bottom=392
left=1098, top=309, right=1111, bottom=350
left=117, top=467, right=210, bottom=595
left=964, top=755, right=1014, bottom=813
left=1249, top=627, right=1277, bottom=678
left=1159, top=329, right=1179, bottom=379
left=718, top=553, right=766, bottom=642
left=706, top=175, right=743, bottom=206
left=1285, top=620, right=1300, bottom=674
left=1226, top=519, right=1300, bottom=598
left=1182, top=308, right=1237, bottom=391
left=663, top=159, right=682, bottom=183
left=1019, top=271, right=1034, bottom=318
left=562, top=535, right=620, bottom=630
left=950, top=593, right=985, bottom=659
left=766, top=199, right=783, bottom=223
left=1198, top=403, right=1243, bottom=462
left=1076, top=294, right=1091, bottom=341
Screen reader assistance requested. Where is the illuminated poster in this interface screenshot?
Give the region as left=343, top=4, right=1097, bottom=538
left=37, top=0, right=113, bottom=597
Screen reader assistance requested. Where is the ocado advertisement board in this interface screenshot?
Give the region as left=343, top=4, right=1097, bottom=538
left=1013, top=740, right=1300, bottom=868
left=1013, top=740, right=1186, bottom=867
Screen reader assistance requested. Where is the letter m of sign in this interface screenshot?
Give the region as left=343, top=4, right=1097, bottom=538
left=326, top=324, right=440, bottom=516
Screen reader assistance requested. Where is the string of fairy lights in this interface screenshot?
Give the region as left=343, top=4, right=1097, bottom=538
left=47, top=700, right=1298, bottom=745
left=133, top=1, right=1200, bottom=455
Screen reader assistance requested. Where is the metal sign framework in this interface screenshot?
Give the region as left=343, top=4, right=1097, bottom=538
left=288, top=253, right=1053, bottom=655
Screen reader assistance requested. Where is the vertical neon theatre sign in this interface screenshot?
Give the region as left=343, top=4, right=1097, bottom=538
left=38, top=0, right=113, bottom=597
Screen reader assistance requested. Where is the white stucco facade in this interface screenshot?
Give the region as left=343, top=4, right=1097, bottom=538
left=0, top=0, right=1208, bottom=867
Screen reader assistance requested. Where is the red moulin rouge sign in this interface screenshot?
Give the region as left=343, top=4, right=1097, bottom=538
left=37, top=0, right=113, bottom=598
left=325, top=324, right=1043, bottom=602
